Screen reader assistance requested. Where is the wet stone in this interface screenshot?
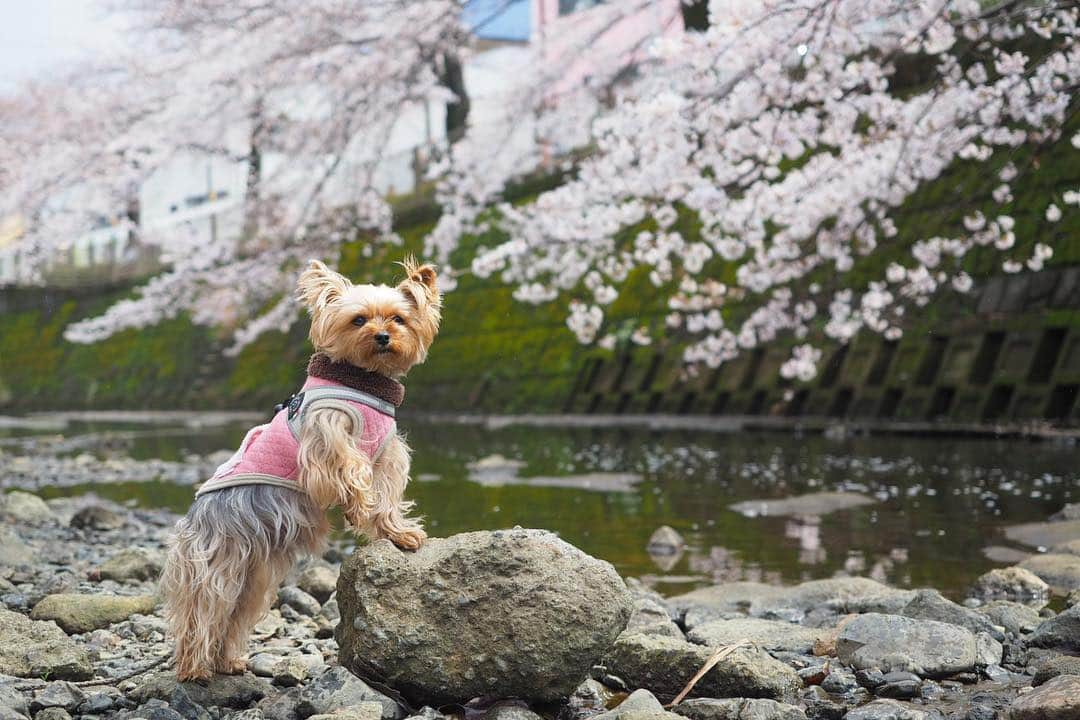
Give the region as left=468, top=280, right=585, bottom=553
left=595, top=689, right=681, bottom=720
left=129, top=671, right=273, bottom=710
left=843, top=700, right=928, bottom=720
left=975, top=601, right=1042, bottom=636
left=875, top=672, right=921, bottom=700
left=0, top=608, right=93, bottom=680
left=672, top=698, right=807, bottom=720
left=479, top=701, right=544, bottom=720
left=1027, top=605, right=1080, bottom=651
left=1032, top=655, right=1080, bottom=685
left=0, top=491, right=55, bottom=525
left=30, top=684, right=85, bottom=713
left=69, top=507, right=125, bottom=532
left=296, top=667, right=404, bottom=720
left=1007, top=675, right=1080, bottom=720
left=836, top=613, right=977, bottom=678
left=901, top=590, right=1002, bottom=640
left=626, top=598, right=685, bottom=639
left=77, top=695, right=115, bottom=715
left=0, top=682, right=30, bottom=720
left=33, top=708, right=71, bottom=720
left=277, top=586, right=320, bottom=618
left=1020, top=554, right=1080, bottom=595
left=605, top=632, right=801, bottom=701
left=856, top=669, right=886, bottom=690
left=647, top=526, right=685, bottom=555
left=821, top=669, right=860, bottom=696
left=969, top=568, right=1050, bottom=607
left=30, top=594, right=158, bottom=634
left=97, top=548, right=164, bottom=583
left=296, top=564, right=338, bottom=604
left=799, top=687, right=845, bottom=720
left=687, top=619, right=824, bottom=655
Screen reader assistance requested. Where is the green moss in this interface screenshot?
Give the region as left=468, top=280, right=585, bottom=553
left=1, top=108, right=1078, bottom=413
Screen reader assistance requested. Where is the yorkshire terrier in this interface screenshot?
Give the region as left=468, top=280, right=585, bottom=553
left=160, top=258, right=441, bottom=682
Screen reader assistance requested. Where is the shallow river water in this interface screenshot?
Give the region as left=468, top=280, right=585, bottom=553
left=3, top=415, right=1077, bottom=597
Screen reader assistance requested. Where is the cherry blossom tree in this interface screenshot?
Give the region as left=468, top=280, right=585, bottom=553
left=2, top=0, right=467, bottom=350
left=431, top=0, right=1080, bottom=379
left=3, top=0, right=1078, bottom=378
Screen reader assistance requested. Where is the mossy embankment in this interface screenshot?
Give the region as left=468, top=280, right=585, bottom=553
left=1, top=120, right=1079, bottom=415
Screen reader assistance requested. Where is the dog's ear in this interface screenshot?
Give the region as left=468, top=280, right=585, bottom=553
left=397, top=257, right=440, bottom=309
left=297, top=260, right=351, bottom=310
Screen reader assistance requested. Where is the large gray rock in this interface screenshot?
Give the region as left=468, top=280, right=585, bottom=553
left=31, top=594, right=158, bottom=634
left=673, top=698, right=806, bottom=720
left=687, top=619, right=824, bottom=655
left=969, top=567, right=1050, bottom=607
left=1020, top=554, right=1080, bottom=594
left=1027, top=604, right=1080, bottom=651
left=336, top=529, right=633, bottom=705
left=900, top=589, right=1001, bottom=639
left=605, top=633, right=800, bottom=701
left=0, top=491, right=55, bottom=525
left=835, top=614, right=977, bottom=678
left=0, top=608, right=92, bottom=680
left=1008, top=675, right=1080, bottom=720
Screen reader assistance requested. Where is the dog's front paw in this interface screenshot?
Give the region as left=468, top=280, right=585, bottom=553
left=390, top=527, right=426, bottom=551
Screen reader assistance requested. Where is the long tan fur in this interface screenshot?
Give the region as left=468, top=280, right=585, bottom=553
left=162, top=259, right=440, bottom=682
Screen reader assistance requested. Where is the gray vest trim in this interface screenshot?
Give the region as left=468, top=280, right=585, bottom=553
left=286, top=386, right=395, bottom=441
left=195, top=473, right=302, bottom=497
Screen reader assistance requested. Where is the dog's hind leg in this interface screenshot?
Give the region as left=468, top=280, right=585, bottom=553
left=163, top=521, right=246, bottom=682
left=218, top=554, right=290, bottom=674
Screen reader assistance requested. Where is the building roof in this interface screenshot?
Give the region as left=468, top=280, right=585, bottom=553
left=463, top=0, right=531, bottom=43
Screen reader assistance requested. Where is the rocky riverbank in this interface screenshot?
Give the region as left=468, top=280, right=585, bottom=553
left=1, top=490, right=1079, bottom=720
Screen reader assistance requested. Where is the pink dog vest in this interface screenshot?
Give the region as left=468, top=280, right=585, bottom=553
left=195, top=354, right=403, bottom=497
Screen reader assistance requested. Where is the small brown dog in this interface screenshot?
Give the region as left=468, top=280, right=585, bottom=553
left=161, top=258, right=440, bottom=681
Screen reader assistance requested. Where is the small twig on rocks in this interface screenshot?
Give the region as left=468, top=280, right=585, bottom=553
left=14, top=653, right=174, bottom=691
left=666, top=639, right=753, bottom=708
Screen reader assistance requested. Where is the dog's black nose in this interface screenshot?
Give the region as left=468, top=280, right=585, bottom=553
left=375, top=331, right=391, bottom=346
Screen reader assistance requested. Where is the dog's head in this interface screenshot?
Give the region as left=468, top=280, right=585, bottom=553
left=297, top=258, right=441, bottom=377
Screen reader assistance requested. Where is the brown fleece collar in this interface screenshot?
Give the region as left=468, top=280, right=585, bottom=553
left=306, top=353, right=405, bottom=408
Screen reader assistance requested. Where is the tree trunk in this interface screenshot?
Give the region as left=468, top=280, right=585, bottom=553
left=440, top=52, right=470, bottom=143
left=681, top=0, right=708, bottom=31
left=243, top=98, right=264, bottom=242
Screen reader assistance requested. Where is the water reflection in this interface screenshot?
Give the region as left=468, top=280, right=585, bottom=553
left=5, top=416, right=1077, bottom=598
left=785, top=516, right=826, bottom=565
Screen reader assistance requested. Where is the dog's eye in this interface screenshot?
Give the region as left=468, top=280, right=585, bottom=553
left=393, top=315, right=406, bottom=325
left=352, top=316, right=367, bottom=326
